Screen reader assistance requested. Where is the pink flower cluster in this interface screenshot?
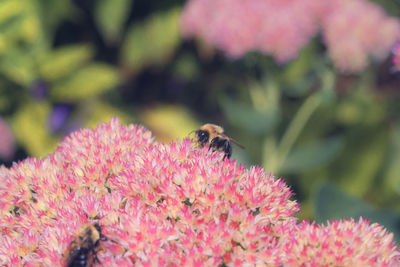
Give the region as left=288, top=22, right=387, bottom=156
left=321, top=0, right=400, bottom=73
left=0, top=118, right=399, bottom=266
left=181, top=0, right=400, bottom=73
left=284, top=219, right=399, bottom=266
left=181, top=0, right=319, bottom=63
left=392, top=43, right=400, bottom=71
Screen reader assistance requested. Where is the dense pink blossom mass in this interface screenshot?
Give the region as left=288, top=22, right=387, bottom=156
left=0, top=118, right=399, bottom=266
left=181, top=0, right=400, bottom=73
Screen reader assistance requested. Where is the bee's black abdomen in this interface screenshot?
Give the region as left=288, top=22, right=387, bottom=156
left=68, top=248, right=90, bottom=267
left=66, top=224, right=107, bottom=267
left=221, top=139, right=232, bottom=160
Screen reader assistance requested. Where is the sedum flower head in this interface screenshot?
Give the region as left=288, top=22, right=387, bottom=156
left=0, top=118, right=299, bottom=266
left=181, top=0, right=400, bottom=73
left=181, top=0, right=319, bottom=62
left=320, top=0, right=400, bottom=73
left=0, top=118, right=398, bottom=266
left=282, top=218, right=400, bottom=266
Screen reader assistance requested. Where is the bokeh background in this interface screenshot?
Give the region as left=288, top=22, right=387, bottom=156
left=1, top=0, right=400, bottom=243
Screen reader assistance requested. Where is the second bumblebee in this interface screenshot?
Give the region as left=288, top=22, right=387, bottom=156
left=66, top=223, right=108, bottom=267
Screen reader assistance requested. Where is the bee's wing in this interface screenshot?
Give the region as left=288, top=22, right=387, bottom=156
left=221, top=134, right=244, bottom=149
left=230, top=138, right=245, bottom=149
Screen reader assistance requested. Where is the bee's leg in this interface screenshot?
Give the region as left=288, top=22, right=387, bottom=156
left=93, top=249, right=102, bottom=265
left=209, top=137, right=219, bottom=152
left=221, top=140, right=232, bottom=160
left=108, top=238, right=118, bottom=244
left=90, top=239, right=102, bottom=265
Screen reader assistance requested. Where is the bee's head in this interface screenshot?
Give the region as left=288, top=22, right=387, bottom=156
left=196, top=130, right=209, bottom=145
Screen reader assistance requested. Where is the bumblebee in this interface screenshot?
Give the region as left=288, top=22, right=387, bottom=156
left=66, top=223, right=107, bottom=267
left=194, top=123, right=244, bottom=160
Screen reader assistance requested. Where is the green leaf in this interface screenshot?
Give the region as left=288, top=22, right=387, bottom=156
left=382, top=123, right=400, bottom=196
left=173, top=53, right=200, bottom=81
left=81, top=100, right=132, bottom=128
left=220, top=96, right=279, bottom=135
left=121, top=8, right=181, bottom=72
left=0, top=1, right=45, bottom=60
left=336, top=91, right=385, bottom=126
left=17, top=0, right=43, bottom=44
left=38, top=45, right=94, bottom=81
left=281, top=43, right=315, bottom=97
left=37, top=0, right=77, bottom=35
left=0, top=49, right=35, bottom=85
left=280, top=136, right=344, bottom=173
left=140, top=104, right=200, bottom=143
left=11, top=102, right=57, bottom=156
left=94, top=0, right=132, bottom=42
left=0, top=0, right=24, bottom=25
left=314, top=183, right=400, bottom=243
left=333, top=125, right=388, bottom=196
left=50, top=64, right=119, bottom=101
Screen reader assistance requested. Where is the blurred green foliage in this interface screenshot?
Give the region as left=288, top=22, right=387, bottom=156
left=0, top=0, right=400, bottom=243
left=121, top=8, right=181, bottom=72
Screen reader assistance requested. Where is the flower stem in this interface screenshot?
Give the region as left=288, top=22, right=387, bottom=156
left=276, top=93, right=321, bottom=171
left=264, top=70, right=334, bottom=173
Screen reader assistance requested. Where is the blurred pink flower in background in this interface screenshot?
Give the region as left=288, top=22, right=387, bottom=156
left=392, top=42, right=400, bottom=71
left=0, top=117, right=15, bottom=160
left=254, top=0, right=319, bottom=63
left=181, top=0, right=319, bottom=62
left=0, top=118, right=399, bottom=266
left=181, top=0, right=400, bottom=73
left=320, top=0, right=400, bottom=73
